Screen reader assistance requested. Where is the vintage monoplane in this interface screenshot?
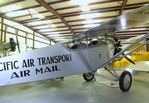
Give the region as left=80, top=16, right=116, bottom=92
left=0, top=4, right=148, bottom=92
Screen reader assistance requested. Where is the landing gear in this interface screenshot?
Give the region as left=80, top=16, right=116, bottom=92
left=60, top=77, right=64, bottom=79
left=104, top=67, right=132, bottom=92
left=119, top=71, right=132, bottom=92
left=83, top=73, right=95, bottom=82
left=56, top=77, right=64, bottom=80
left=83, top=69, right=132, bottom=92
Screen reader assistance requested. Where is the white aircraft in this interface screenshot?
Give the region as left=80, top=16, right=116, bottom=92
left=0, top=4, right=148, bottom=92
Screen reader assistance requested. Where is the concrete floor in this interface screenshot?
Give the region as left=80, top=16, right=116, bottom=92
left=0, top=71, right=149, bottom=103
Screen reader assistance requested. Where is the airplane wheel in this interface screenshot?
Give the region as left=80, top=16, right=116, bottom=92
left=83, top=73, right=94, bottom=82
left=119, top=71, right=132, bottom=92
left=60, top=77, right=64, bottom=79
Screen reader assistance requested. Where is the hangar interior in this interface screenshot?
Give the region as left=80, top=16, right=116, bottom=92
left=0, top=0, right=149, bottom=103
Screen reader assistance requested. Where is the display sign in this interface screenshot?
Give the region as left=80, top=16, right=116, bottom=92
left=0, top=54, right=72, bottom=79
left=0, top=44, right=93, bottom=86
left=0, top=43, right=107, bottom=86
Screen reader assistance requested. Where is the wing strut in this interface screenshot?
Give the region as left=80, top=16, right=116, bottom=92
left=97, top=32, right=149, bottom=69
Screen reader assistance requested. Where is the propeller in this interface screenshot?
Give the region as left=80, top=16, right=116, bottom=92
left=122, top=53, right=135, bottom=64
left=113, top=37, right=135, bottom=64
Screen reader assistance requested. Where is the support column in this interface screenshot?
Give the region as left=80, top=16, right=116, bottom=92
left=0, top=18, right=4, bottom=42
left=25, top=32, right=28, bottom=51
left=146, top=38, right=149, bottom=51
left=33, top=31, right=35, bottom=50
left=4, top=25, right=7, bottom=42
left=49, top=39, right=51, bottom=45
left=15, top=29, right=21, bottom=53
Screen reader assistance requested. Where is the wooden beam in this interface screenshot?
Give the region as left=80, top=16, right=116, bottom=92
left=36, top=28, right=88, bottom=33
left=10, top=7, right=118, bottom=20
left=36, top=27, right=149, bottom=34
left=46, top=35, right=73, bottom=37
left=35, top=0, right=75, bottom=35
left=119, top=0, right=128, bottom=15
left=114, top=33, right=144, bottom=37
left=42, top=31, right=80, bottom=35
left=115, top=30, right=149, bottom=33
left=36, top=26, right=149, bottom=32
left=23, top=15, right=115, bottom=28
left=0, top=0, right=70, bottom=15
left=2, top=0, right=126, bottom=20
left=11, top=3, right=137, bottom=20
left=18, top=2, right=145, bottom=23
left=28, top=22, right=104, bottom=29
left=0, top=0, right=120, bottom=16
left=22, top=15, right=116, bottom=25
left=11, top=4, right=142, bottom=21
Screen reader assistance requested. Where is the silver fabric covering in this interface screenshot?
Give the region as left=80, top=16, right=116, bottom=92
left=83, top=4, right=149, bottom=38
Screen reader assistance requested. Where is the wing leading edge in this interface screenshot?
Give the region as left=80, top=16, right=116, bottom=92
left=83, top=4, right=149, bottom=38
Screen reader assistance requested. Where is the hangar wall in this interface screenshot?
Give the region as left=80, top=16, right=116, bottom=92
left=0, top=17, right=55, bottom=55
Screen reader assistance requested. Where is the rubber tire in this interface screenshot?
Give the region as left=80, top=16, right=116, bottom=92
left=119, top=71, right=132, bottom=92
left=60, top=77, right=64, bottom=79
left=70, top=44, right=78, bottom=49
left=89, top=41, right=98, bottom=46
left=83, top=73, right=94, bottom=82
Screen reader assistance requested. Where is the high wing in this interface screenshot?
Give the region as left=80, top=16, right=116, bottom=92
left=82, top=4, right=149, bottom=39
left=83, top=4, right=149, bottom=69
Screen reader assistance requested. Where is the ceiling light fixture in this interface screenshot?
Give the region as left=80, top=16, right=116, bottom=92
left=83, top=18, right=101, bottom=24
left=33, top=25, right=51, bottom=29
left=35, top=14, right=45, bottom=19
left=46, top=33, right=61, bottom=37
left=28, top=21, right=49, bottom=25
left=51, top=24, right=56, bottom=27
left=70, top=0, right=97, bottom=5
left=43, top=32, right=61, bottom=35
left=80, top=13, right=100, bottom=19
left=120, top=16, right=127, bottom=30
left=80, top=5, right=90, bottom=11
left=6, top=10, right=28, bottom=17
left=1, top=5, right=21, bottom=12
left=39, top=28, right=56, bottom=32
left=46, top=20, right=52, bottom=23
left=49, top=37, right=67, bottom=39
left=84, top=24, right=100, bottom=28
left=28, top=9, right=38, bottom=14
left=130, top=28, right=146, bottom=30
